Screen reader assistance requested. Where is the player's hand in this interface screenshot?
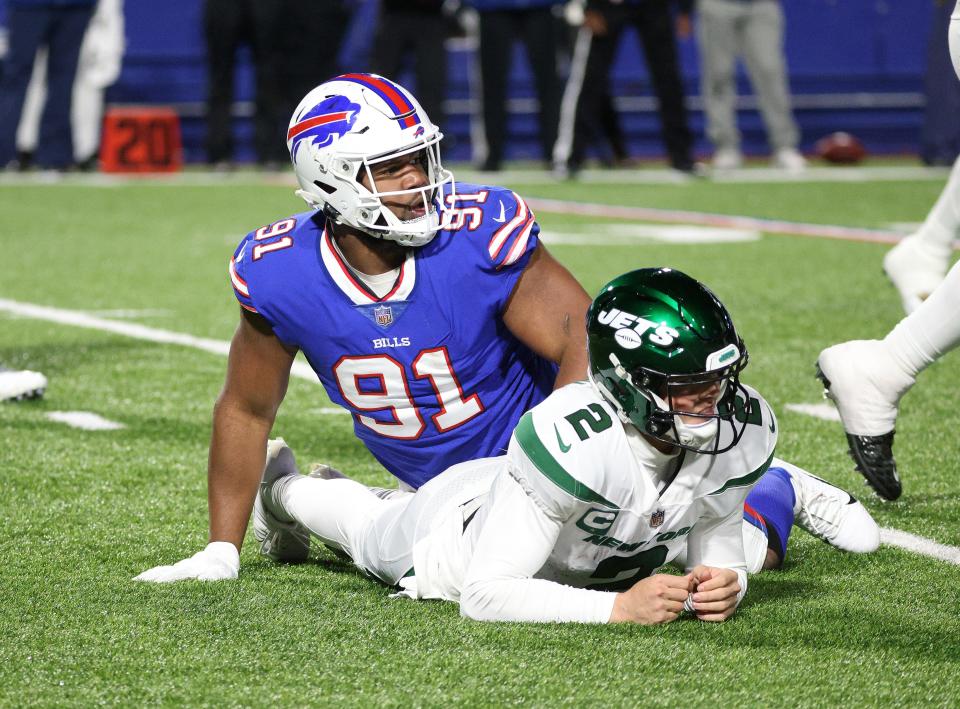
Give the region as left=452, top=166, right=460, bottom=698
left=687, top=565, right=740, bottom=622
left=134, top=541, right=240, bottom=583
left=610, top=573, right=694, bottom=624
left=675, top=13, right=693, bottom=40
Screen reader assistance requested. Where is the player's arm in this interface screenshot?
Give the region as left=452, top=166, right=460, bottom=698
left=502, top=244, right=591, bottom=388
left=460, top=471, right=689, bottom=624
left=135, top=309, right=296, bottom=583
left=460, top=471, right=617, bottom=623
left=208, top=308, right=297, bottom=549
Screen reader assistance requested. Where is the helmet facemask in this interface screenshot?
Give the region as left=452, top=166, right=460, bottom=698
left=593, top=345, right=751, bottom=455
left=295, top=125, right=455, bottom=248
left=353, top=137, right=455, bottom=246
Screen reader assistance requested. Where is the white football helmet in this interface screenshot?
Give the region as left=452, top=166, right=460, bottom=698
left=287, top=73, right=455, bottom=247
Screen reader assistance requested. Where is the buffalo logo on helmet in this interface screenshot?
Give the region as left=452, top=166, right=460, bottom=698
left=287, top=95, right=362, bottom=161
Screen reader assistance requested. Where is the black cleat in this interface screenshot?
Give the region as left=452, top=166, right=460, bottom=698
left=844, top=431, right=901, bottom=501
left=815, top=358, right=903, bottom=501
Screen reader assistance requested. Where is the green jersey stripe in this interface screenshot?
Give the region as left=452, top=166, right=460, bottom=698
left=707, top=452, right=775, bottom=496
left=514, top=413, right=616, bottom=508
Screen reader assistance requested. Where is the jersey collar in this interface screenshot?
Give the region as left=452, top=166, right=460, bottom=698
left=320, top=226, right=417, bottom=305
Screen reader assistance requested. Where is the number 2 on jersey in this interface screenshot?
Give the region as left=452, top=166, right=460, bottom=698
left=333, top=347, right=484, bottom=439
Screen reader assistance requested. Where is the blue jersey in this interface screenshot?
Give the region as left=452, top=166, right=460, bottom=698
left=229, top=183, right=557, bottom=488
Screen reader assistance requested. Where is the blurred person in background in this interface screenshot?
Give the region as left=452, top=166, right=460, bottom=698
left=0, top=0, right=95, bottom=171
left=275, top=0, right=350, bottom=137
left=203, top=0, right=287, bottom=169
left=693, top=0, right=805, bottom=172
left=554, top=0, right=697, bottom=177
left=467, top=0, right=564, bottom=172
left=15, top=0, right=123, bottom=171
left=337, top=0, right=378, bottom=72
left=370, top=0, right=452, bottom=135
left=920, top=0, right=960, bottom=167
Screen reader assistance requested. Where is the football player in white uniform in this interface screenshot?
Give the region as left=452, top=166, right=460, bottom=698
left=253, top=268, right=879, bottom=624
left=816, top=1, right=960, bottom=500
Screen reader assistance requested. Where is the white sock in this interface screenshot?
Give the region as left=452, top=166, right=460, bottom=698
left=279, top=476, right=385, bottom=552
left=910, top=154, right=960, bottom=260
left=882, top=258, right=960, bottom=378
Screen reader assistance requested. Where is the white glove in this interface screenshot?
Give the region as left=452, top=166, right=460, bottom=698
left=134, top=541, right=240, bottom=583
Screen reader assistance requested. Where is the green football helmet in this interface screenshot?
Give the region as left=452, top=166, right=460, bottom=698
left=587, top=267, right=750, bottom=455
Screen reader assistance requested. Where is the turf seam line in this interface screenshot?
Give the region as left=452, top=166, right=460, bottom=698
left=525, top=197, right=960, bottom=249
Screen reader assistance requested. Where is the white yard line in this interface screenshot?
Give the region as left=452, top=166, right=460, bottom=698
left=786, top=401, right=960, bottom=564
left=785, top=402, right=841, bottom=422
left=5, top=300, right=960, bottom=566
left=880, top=528, right=960, bottom=565
left=84, top=308, right=172, bottom=319
left=0, top=298, right=318, bottom=382
left=46, top=411, right=125, bottom=430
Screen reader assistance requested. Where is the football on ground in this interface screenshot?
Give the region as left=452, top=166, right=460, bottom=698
left=814, top=132, right=868, bottom=165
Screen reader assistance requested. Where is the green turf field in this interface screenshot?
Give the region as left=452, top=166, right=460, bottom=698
left=1, top=167, right=958, bottom=706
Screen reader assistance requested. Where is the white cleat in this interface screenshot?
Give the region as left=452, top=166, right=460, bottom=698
left=816, top=340, right=906, bottom=437
left=253, top=438, right=311, bottom=562
left=882, top=235, right=950, bottom=315
left=0, top=368, right=47, bottom=401
left=816, top=340, right=912, bottom=500
left=772, top=147, right=807, bottom=173
left=786, top=467, right=880, bottom=553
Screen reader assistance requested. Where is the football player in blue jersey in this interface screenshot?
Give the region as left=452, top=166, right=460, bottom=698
left=136, top=73, right=593, bottom=582
left=136, top=75, right=878, bottom=584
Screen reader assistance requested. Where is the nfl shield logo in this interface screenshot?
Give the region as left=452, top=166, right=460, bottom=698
left=374, top=305, right=393, bottom=327
left=650, top=509, right=665, bottom=528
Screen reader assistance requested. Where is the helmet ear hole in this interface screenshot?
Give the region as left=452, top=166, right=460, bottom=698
left=314, top=180, right=336, bottom=195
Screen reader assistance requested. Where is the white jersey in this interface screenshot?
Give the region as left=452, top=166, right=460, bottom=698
left=401, top=381, right=778, bottom=623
